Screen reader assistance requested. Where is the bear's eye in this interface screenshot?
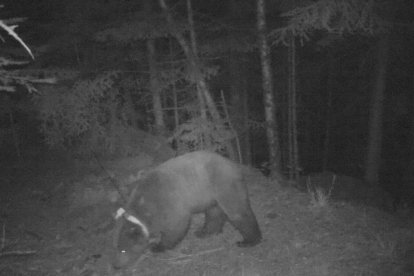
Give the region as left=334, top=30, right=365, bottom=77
left=127, top=227, right=139, bottom=238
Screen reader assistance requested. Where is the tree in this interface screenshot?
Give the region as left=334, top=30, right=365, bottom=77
left=270, top=0, right=385, bottom=179
left=159, top=0, right=237, bottom=158
left=0, top=12, right=55, bottom=160
left=256, top=0, right=282, bottom=175
left=227, top=0, right=253, bottom=164
left=287, top=34, right=299, bottom=180
left=144, top=0, right=166, bottom=135
left=365, top=34, right=390, bottom=185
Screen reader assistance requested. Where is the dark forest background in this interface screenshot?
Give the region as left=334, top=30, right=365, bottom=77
left=1, top=0, right=414, bottom=203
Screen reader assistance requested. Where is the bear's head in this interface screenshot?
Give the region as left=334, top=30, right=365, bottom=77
left=112, top=207, right=150, bottom=268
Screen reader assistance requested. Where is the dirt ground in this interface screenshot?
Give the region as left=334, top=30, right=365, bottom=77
left=0, top=151, right=413, bottom=276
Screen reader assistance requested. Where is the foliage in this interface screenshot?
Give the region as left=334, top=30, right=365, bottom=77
left=307, top=175, right=335, bottom=208
left=0, top=14, right=55, bottom=94
left=171, top=116, right=235, bottom=154
left=34, top=71, right=143, bottom=157
left=0, top=66, right=57, bottom=94
left=94, top=1, right=252, bottom=159
left=270, top=0, right=385, bottom=45
left=95, top=14, right=179, bottom=42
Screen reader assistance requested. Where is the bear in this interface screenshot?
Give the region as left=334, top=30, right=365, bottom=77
left=112, top=151, right=262, bottom=268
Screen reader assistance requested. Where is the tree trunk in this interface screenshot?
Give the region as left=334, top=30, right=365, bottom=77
left=228, top=0, right=251, bottom=165
left=256, top=0, right=281, bottom=174
left=230, top=60, right=251, bottom=165
left=8, top=111, right=21, bottom=161
left=159, top=0, right=220, bottom=121
left=159, top=0, right=236, bottom=159
left=287, top=35, right=299, bottom=180
left=145, top=0, right=165, bottom=135
left=364, top=36, right=390, bottom=185
left=322, top=52, right=335, bottom=171
left=184, top=0, right=207, bottom=121
left=147, top=39, right=165, bottom=135
left=242, top=86, right=252, bottom=165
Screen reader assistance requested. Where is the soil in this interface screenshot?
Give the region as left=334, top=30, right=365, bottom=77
left=0, top=151, right=413, bottom=276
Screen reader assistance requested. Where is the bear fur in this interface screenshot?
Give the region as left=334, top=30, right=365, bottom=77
left=112, top=151, right=261, bottom=268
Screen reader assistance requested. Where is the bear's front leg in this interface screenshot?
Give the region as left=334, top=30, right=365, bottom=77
left=150, top=215, right=191, bottom=252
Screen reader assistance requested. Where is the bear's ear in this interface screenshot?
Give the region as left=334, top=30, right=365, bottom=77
left=114, top=207, right=126, bottom=220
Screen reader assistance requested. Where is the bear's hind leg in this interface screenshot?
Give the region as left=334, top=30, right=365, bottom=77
left=195, top=205, right=227, bottom=238
left=217, top=192, right=262, bottom=246
left=229, top=207, right=262, bottom=247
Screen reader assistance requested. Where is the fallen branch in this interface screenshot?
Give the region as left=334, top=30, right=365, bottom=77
left=162, top=247, right=225, bottom=262
left=0, top=250, right=36, bottom=258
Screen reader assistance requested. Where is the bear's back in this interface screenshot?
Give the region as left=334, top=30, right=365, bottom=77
left=150, top=151, right=242, bottom=209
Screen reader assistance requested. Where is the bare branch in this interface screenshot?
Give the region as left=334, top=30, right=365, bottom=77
left=0, top=20, right=34, bottom=59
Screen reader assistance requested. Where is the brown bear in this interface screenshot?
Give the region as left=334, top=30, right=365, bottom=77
left=112, top=151, right=261, bottom=268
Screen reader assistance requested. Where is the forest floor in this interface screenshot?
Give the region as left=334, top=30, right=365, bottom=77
left=0, top=150, right=413, bottom=276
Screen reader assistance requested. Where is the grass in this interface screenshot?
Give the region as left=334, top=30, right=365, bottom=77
left=307, top=174, right=336, bottom=208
